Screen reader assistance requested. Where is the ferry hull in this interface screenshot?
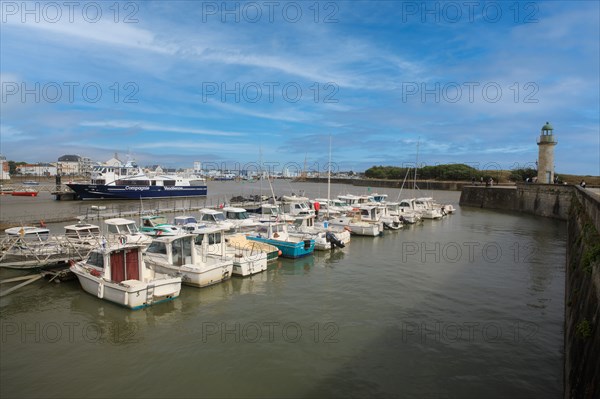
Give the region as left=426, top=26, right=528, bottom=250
left=66, top=183, right=207, bottom=200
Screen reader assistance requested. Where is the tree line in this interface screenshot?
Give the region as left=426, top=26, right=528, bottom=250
left=365, top=164, right=538, bottom=182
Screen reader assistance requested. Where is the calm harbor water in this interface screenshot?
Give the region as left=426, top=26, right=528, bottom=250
left=0, top=182, right=566, bottom=398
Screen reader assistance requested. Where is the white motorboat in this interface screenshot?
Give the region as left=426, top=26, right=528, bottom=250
left=222, top=207, right=261, bottom=230
left=194, top=226, right=267, bottom=277
left=144, top=233, right=233, bottom=287
left=337, top=194, right=371, bottom=207
left=226, top=233, right=281, bottom=263
left=197, top=209, right=235, bottom=231
left=386, top=202, right=421, bottom=224
left=70, top=241, right=182, bottom=309
left=311, top=199, right=347, bottom=216
left=64, top=222, right=101, bottom=245
left=251, top=203, right=295, bottom=223
left=0, top=226, right=65, bottom=268
left=5, top=226, right=50, bottom=240
left=327, top=211, right=381, bottom=237
left=281, top=195, right=315, bottom=217
left=140, top=215, right=182, bottom=236
left=104, top=218, right=153, bottom=249
left=358, top=204, right=401, bottom=230
left=414, top=197, right=444, bottom=219
left=288, top=217, right=351, bottom=251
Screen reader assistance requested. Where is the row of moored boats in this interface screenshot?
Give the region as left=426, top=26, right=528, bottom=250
left=0, top=193, right=454, bottom=309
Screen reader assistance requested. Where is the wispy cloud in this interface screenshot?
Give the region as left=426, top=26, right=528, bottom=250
left=80, top=120, right=244, bottom=137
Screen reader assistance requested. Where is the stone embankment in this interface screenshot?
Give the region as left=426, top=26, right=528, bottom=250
left=460, top=184, right=599, bottom=398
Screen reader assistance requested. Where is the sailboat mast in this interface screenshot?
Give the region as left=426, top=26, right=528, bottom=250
left=327, top=135, right=332, bottom=219
left=414, top=138, right=420, bottom=190
left=258, top=145, right=263, bottom=197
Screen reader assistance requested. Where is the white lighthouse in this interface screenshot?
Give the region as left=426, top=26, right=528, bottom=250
left=537, top=122, right=557, bottom=184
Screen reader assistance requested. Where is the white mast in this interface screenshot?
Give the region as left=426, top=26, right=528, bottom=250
left=414, top=138, right=420, bottom=191
left=327, top=135, right=332, bottom=219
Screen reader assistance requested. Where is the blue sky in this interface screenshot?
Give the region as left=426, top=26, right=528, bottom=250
left=1, top=1, right=599, bottom=175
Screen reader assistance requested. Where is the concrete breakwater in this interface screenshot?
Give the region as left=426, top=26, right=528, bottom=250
left=460, top=184, right=599, bottom=398
left=458, top=183, right=573, bottom=220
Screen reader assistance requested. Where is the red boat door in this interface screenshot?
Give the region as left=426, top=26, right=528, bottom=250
left=110, top=250, right=126, bottom=283
left=110, top=249, right=140, bottom=282
left=125, top=249, right=140, bottom=280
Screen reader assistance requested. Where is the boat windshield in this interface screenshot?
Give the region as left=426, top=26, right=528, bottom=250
left=227, top=211, right=248, bottom=220
left=263, top=206, right=277, bottom=215
left=125, top=223, right=139, bottom=233
left=214, top=213, right=226, bottom=221
left=147, top=241, right=167, bottom=255
left=195, top=232, right=222, bottom=245
left=87, top=252, right=104, bottom=268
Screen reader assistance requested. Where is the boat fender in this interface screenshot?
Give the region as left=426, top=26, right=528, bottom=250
left=344, top=226, right=352, bottom=233
left=278, top=250, right=282, bottom=256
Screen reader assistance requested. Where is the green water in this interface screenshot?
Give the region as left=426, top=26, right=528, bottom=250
left=0, top=184, right=566, bottom=398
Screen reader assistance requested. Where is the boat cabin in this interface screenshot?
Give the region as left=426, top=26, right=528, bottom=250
left=86, top=244, right=144, bottom=283
left=369, top=193, right=388, bottom=203
left=5, top=226, right=50, bottom=242
left=338, top=194, right=370, bottom=206
left=173, top=216, right=198, bottom=226
left=359, top=205, right=383, bottom=222
left=222, top=207, right=251, bottom=221
left=199, top=209, right=228, bottom=224
left=105, top=218, right=141, bottom=235
left=64, top=223, right=101, bottom=240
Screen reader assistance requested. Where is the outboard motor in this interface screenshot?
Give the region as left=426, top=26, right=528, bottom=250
left=325, top=231, right=345, bottom=249
left=303, top=239, right=312, bottom=250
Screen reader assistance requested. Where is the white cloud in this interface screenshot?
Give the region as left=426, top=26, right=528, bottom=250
left=80, top=120, right=244, bottom=137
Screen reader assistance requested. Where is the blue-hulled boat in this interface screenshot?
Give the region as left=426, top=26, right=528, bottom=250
left=247, top=222, right=315, bottom=258
left=66, top=160, right=207, bottom=200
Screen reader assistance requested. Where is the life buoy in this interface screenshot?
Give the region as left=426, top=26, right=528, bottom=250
left=119, top=236, right=127, bottom=245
